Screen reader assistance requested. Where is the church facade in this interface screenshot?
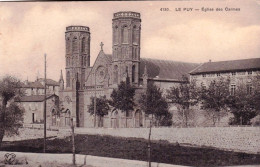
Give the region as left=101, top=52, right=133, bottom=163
left=58, top=11, right=199, bottom=128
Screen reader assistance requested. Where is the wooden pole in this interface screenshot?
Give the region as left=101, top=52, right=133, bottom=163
left=94, top=72, right=96, bottom=128
left=148, top=118, right=152, bottom=167
left=71, top=118, right=76, bottom=165
left=43, top=53, right=47, bottom=153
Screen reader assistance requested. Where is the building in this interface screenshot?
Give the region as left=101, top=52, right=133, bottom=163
left=16, top=94, right=59, bottom=125
left=190, top=58, right=260, bottom=92
left=58, top=11, right=198, bottom=128
left=21, top=78, right=60, bottom=96
left=15, top=78, right=60, bottom=125
left=189, top=58, right=260, bottom=126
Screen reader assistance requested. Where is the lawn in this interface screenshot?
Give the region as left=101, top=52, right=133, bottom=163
left=1, top=134, right=260, bottom=167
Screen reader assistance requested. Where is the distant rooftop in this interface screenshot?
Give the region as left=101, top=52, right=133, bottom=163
left=190, top=58, right=260, bottom=75
left=15, top=94, right=57, bottom=102
left=20, top=78, right=59, bottom=88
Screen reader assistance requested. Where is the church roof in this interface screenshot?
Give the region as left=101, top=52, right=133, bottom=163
left=15, top=94, right=57, bottom=102
left=190, top=58, right=260, bottom=75
left=140, top=58, right=199, bottom=81
left=104, top=55, right=199, bottom=81
left=20, top=81, right=44, bottom=88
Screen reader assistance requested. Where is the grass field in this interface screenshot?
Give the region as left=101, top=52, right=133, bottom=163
left=1, top=134, right=260, bottom=167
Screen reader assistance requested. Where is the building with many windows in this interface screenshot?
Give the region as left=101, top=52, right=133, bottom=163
left=190, top=58, right=260, bottom=92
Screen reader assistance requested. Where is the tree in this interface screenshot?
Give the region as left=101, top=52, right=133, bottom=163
left=109, top=79, right=135, bottom=127
left=199, top=77, right=231, bottom=126
left=227, top=77, right=260, bottom=125
left=0, top=76, right=24, bottom=148
left=88, top=96, right=110, bottom=127
left=139, top=82, right=171, bottom=126
left=166, top=77, right=199, bottom=127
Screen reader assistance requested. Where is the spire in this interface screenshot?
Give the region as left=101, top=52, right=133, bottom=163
left=59, top=70, right=64, bottom=82
left=59, top=70, right=64, bottom=91
left=143, top=62, right=148, bottom=88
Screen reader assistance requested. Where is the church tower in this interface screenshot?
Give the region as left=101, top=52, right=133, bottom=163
left=65, top=26, right=90, bottom=90
left=112, top=12, right=141, bottom=85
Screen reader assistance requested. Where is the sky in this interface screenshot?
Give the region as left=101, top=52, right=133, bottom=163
left=0, top=0, right=260, bottom=81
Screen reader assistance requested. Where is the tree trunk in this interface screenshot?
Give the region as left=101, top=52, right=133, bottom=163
left=125, top=111, right=128, bottom=128
left=212, top=114, right=216, bottom=126
left=0, top=99, right=7, bottom=149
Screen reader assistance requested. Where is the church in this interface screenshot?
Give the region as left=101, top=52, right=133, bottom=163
left=58, top=11, right=199, bottom=128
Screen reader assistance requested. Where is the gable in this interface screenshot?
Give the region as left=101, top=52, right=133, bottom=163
left=85, top=51, right=112, bottom=87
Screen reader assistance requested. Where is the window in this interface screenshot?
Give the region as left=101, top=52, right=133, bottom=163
left=82, top=37, right=86, bottom=52
left=232, top=72, right=236, bottom=76
left=247, top=83, right=253, bottom=95
left=114, top=25, right=118, bottom=44
left=67, top=71, right=70, bottom=87
left=231, top=84, right=236, bottom=95
left=66, top=38, right=70, bottom=52
left=208, top=73, right=215, bottom=77
left=133, top=25, right=139, bottom=44
left=72, top=37, right=78, bottom=52
left=217, top=73, right=220, bottom=77
left=132, top=65, right=135, bottom=82
left=32, top=113, right=36, bottom=123
left=202, top=74, right=206, bottom=77
left=113, top=65, right=118, bottom=84
left=123, top=25, right=128, bottom=43
left=248, top=71, right=252, bottom=75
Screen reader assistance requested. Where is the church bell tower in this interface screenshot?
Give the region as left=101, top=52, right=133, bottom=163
left=112, top=11, right=141, bottom=85
left=65, top=26, right=90, bottom=90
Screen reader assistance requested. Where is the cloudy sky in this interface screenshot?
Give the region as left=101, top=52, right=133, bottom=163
left=0, top=0, right=260, bottom=81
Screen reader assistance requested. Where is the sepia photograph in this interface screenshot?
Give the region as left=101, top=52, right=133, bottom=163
left=0, top=0, right=260, bottom=166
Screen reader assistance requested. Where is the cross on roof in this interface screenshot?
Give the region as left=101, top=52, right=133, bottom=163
left=100, top=42, right=104, bottom=51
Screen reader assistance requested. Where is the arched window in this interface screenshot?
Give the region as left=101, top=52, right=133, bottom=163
left=84, top=56, right=86, bottom=66
left=133, top=48, right=136, bottom=59
left=132, top=65, right=135, bottom=82
left=113, top=65, right=118, bottom=84
left=114, top=26, right=118, bottom=44
left=82, top=37, right=86, bottom=52
left=81, top=56, right=84, bottom=66
left=72, top=37, right=78, bottom=52
left=135, top=48, right=138, bottom=59
left=66, top=38, right=70, bottom=52
left=123, top=25, right=128, bottom=43
left=67, top=71, right=70, bottom=87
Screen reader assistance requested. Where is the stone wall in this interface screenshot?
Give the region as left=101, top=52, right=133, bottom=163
left=74, top=127, right=260, bottom=154
left=3, top=128, right=70, bottom=142
left=3, top=127, right=260, bottom=154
